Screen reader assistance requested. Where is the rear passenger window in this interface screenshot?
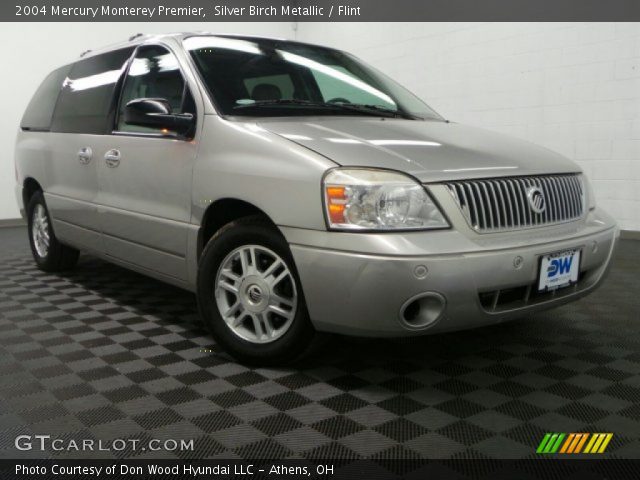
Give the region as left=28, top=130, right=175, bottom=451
left=51, top=48, right=133, bottom=134
left=21, top=65, right=71, bottom=131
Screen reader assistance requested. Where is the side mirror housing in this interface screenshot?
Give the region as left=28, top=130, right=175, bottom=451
left=123, top=98, right=194, bottom=136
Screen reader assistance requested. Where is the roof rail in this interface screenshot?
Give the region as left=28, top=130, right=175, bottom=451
left=128, top=33, right=144, bottom=41
left=80, top=49, right=92, bottom=57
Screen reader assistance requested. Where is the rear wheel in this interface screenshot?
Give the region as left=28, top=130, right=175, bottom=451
left=197, top=216, right=315, bottom=365
left=27, top=191, right=79, bottom=272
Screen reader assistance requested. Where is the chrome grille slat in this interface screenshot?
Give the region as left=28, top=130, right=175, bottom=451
left=496, top=181, right=510, bottom=228
left=545, top=178, right=560, bottom=223
left=506, top=180, right=521, bottom=227
left=457, top=184, right=470, bottom=223
left=563, top=176, right=575, bottom=218
left=541, top=178, right=551, bottom=224
left=559, top=176, right=573, bottom=218
left=480, top=182, right=495, bottom=229
left=464, top=183, right=479, bottom=227
left=472, top=182, right=487, bottom=228
left=517, top=178, right=532, bottom=226
left=569, top=176, right=583, bottom=216
left=549, top=176, right=564, bottom=221
left=540, top=177, right=555, bottom=222
left=445, top=174, right=584, bottom=233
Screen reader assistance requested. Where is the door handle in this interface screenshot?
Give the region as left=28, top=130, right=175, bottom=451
left=104, top=149, right=121, bottom=168
left=77, top=147, right=92, bottom=165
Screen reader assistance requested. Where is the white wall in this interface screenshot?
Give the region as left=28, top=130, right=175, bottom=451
left=297, top=23, right=640, bottom=231
left=4, top=23, right=639, bottom=231
left=0, top=22, right=294, bottom=220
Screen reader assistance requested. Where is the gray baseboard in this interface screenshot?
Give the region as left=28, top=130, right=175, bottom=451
left=621, top=229, right=640, bottom=240
left=0, top=218, right=26, bottom=228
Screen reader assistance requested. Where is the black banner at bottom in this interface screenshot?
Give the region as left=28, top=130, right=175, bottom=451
left=3, top=459, right=640, bottom=480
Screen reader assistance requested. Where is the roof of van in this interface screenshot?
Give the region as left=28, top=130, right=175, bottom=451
left=78, top=32, right=328, bottom=59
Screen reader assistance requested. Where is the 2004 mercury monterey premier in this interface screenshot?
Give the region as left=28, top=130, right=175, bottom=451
left=15, top=33, right=619, bottom=363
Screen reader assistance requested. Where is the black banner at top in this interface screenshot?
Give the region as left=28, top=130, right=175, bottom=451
left=4, top=0, right=640, bottom=22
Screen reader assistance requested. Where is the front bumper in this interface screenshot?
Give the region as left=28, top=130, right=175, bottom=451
left=283, top=208, right=619, bottom=337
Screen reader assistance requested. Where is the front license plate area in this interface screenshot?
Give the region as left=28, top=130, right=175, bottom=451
left=538, top=249, right=581, bottom=292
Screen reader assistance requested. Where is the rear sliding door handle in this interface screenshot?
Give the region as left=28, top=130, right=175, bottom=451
left=104, top=149, right=121, bottom=168
left=77, top=147, right=92, bottom=165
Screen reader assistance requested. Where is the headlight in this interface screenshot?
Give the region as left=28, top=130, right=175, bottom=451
left=323, top=168, right=449, bottom=231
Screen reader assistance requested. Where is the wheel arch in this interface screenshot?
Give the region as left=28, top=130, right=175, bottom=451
left=23, top=177, right=43, bottom=211
left=197, top=198, right=280, bottom=258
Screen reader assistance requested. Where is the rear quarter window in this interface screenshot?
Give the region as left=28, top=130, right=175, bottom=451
left=51, top=48, right=134, bottom=134
left=21, top=65, right=71, bottom=131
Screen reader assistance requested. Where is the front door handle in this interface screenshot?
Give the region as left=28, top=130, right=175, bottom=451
left=104, top=149, right=121, bottom=168
left=78, top=147, right=92, bottom=165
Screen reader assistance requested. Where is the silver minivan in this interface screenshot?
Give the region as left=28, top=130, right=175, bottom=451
left=15, top=33, right=618, bottom=363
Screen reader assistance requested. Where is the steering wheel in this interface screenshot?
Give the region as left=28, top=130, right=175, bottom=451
left=327, top=97, right=351, bottom=104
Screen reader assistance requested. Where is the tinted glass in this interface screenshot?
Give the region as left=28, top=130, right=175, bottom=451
left=185, top=36, right=442, bottom=120
left=51, top=48, right=133, bottom=134
left=116, top=45, right=191, bottom=133
left=21, top=65, right=71, bottom=131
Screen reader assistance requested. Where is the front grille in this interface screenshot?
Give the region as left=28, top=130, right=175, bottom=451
left=445, top=174, right=584, bottom=232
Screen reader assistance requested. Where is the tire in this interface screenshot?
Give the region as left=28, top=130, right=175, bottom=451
left=197, top=215, right=315, bottom=365
left=27, top=191, right=79, bottom=272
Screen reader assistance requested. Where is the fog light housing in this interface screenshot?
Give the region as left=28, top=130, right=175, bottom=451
left=399, top=292, right=446, bottom=329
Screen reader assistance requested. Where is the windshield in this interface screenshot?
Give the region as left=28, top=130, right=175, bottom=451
left=184, top=36, right=443, bottom=120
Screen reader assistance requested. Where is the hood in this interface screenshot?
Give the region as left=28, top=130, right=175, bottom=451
left=256, top=117, right=580, bottom=182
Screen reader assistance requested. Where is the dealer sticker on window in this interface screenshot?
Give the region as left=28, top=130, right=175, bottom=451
left=538, top=249, right=581, bottom=292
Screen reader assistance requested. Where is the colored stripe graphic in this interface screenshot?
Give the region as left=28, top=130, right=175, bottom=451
left=537, top=433, right=552, bottom=453
left=549, top=433, right=565, bottom=453
left=567, top=433, right=582, bottom=453
left=538, top=433, right=613, bottom=454
left=584, top=433, right=599, bottom=453
left=559, top=433, right=575, bottom=453
left=537, top=433, right=565, bottom=453
left=574, top=433, right=589, bottom=453
left=597, top=433, right=614, bottom=453
left=584, top=433, right=614, bottom=454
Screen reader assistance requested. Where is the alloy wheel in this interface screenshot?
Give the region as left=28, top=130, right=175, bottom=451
left=31, top=204, right=50, bottom=258
left=214, top=245, right=297, bottom=344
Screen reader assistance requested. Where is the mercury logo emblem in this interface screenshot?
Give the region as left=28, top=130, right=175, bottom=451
left=527, top=186, right=546, bottom=214
left=247, top=285, right=263, bottom=304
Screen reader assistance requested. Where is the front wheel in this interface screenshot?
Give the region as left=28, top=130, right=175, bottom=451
left=27, top=191, right=79, bottom=272
left=197, top=216, right=315, bottom=365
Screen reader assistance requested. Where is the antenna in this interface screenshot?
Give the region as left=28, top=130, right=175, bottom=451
left=128, top=33, right=144, bottom=41
left=80, top=49, right=92, bottom=57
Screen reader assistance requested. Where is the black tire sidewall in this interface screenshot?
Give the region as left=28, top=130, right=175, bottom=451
left=197, top=219, right=314, bottom=365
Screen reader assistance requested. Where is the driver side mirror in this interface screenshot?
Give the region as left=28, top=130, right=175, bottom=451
left=123, top=98, right=194, bottom=136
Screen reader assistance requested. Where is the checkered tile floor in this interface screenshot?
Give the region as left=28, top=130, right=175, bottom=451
left=1, top=227, right=638, bottom=460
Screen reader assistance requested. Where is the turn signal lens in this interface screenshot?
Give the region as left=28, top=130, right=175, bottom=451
left=326, top=186, right=347, bottom=224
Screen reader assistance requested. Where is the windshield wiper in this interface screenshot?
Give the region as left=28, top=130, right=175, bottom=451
left=340, top=104, right=423, bottom=120
left=232, top=99, right=419, bottom=119
left=233, top=99, right=333, bottom=110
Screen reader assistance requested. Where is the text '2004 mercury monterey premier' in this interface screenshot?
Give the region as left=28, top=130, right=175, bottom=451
left=15, top=33, right=619, bottom=364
